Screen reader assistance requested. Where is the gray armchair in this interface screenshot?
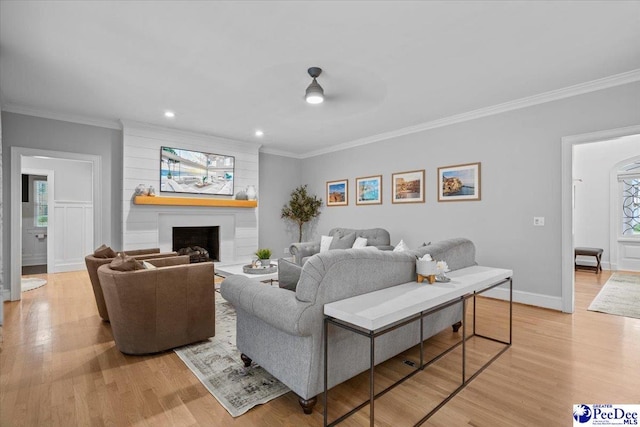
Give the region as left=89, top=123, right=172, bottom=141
left=289, top=227, right=393, bottom=265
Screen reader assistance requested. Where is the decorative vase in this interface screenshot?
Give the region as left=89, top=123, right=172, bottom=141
left=246, top=185, right=257, bottom=200
left=135, top=184, right=148, bottom=196
left=148, top=185, right=156, bottom=196
left=416, top=260, right=437, bottom=284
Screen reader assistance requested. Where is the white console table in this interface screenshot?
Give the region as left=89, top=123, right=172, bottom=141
left=323, top=265, right=513, bottom=426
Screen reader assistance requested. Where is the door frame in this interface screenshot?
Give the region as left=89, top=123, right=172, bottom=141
left=9, top=147, right=102, bottom=301
left=561, top=124, right=640, bottom=313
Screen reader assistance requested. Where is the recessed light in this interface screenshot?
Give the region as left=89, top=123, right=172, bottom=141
left=164, top=111, right=175, bottom=118
left=255, top=130, right=264, bottom=137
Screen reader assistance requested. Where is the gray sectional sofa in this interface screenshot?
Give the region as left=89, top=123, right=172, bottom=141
left=289, top=227, right=394, bottom=266
left=220, top=237, right=476, bottom=414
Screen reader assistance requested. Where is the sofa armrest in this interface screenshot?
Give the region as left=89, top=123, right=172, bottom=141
left=221, top=275, right=312, bottom=336
left=289, top=242, right=320, bottom=265
left=278, top=258, right=302, bottom=291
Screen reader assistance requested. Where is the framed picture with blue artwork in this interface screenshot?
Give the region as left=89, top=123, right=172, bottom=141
left=326, top=179, right=348, bottom=206
left=356, top=175, right=382, bottom=205
left=438, top=162, right=481, bottom=202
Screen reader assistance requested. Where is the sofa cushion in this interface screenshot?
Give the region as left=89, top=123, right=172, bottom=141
left=109, top=253, right=144, bottom=271
left=329, top=232, right=356, bottom=250
left=94, top=244, right=117, bottom=258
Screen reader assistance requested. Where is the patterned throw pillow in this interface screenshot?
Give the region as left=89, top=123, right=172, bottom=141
left=109, top=253, right=144, bottom=271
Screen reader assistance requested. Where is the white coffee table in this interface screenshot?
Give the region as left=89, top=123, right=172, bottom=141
left=215, top=262, right=279, bottom=284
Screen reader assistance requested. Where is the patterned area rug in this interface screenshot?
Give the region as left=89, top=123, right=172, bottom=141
left=21, top=277, right=47, bottom=292
left=588, top=273, right=640, bottom=319
left=174, top=294, right=290, bottom=417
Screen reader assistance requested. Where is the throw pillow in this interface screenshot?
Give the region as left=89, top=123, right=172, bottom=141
left=142, top=261, right=157, bottom=270
left=393, top=239, right=410, bottom=252
left=320, top=235, right=333, bottom=253
left=94, top=244, right=116, bottom=259
left=352, top=237, right=368, bottom=249
left=329, top=232, right=356, bottom=250
left=109, top=253, right=144, bottom=271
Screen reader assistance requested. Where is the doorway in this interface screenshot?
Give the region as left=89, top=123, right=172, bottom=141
left=20, top=169, right=54, bottom=277
left=561, top=125, right=640, bottom=313
left=9, top=147, right=102, bottom=301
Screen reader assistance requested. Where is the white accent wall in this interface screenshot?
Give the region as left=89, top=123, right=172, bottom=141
left=122, top=122, right=261, bottom=263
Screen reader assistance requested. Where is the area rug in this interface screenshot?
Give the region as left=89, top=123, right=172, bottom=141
left=174, top=295, right=290, bottom=417
left=588, top=273, right=640, bottom=319
left=21, top=277, right=47, bottom=292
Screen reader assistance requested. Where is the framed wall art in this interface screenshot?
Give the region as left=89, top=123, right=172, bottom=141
left=356, top=175, right=382, bottom=205
left=438, top=162, right=481, bottom=202
left=326, top=179, right=348, bottom=206
left=391, top=170, right=425, bottom=204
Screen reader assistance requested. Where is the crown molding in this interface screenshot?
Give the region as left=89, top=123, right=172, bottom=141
left=300, top=69, right=640, bottom=159
left=1, top=103, right=122, bottom=130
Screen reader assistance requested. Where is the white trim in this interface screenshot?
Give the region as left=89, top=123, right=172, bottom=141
left=301, top=69, right=640, bottom=159
left=561, top=124, right=640, bottom=313
left=482, top=287, right=563, bottom=312
left=1, top=289, right=10, bottom=302
left=10, top=147, right=102, bottom=301
left=22, top=168, right=55, bottom=277
left=2, top=103, right=121, bottom=130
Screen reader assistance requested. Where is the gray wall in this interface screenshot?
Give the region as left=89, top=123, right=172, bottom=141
left=288, top=82, right=640, bottom=304
left=258, top=152, right=302, bottom=257
left=2, top=112, right=123, bottom=290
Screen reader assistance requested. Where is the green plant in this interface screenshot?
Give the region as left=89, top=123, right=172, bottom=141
left=254, top=248, right=272, bottom=259
left=281, top=185, right=323, bottom=243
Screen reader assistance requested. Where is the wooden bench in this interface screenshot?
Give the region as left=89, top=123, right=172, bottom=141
left=574, top=247, right=604, bottom=273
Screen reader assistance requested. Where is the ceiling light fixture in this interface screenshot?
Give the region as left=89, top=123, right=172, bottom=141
left=255, top=130, right=264, bottom=137
left=164, top=111, right=175, bottom=118
left=305, top=67, right=324, bottom=104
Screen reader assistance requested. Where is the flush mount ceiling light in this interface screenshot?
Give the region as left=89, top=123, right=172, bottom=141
left=305, top=67, right=324, bottom=104
left=164, top=111, right=175, bottom=118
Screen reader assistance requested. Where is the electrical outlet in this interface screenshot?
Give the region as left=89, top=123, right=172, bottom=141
left=284, top=247, right=290, bottom=255
left=533, top=217, right=545, bottom=226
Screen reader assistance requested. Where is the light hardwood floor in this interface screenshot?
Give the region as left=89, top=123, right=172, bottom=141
left=1, top=270, right=639, bottom=426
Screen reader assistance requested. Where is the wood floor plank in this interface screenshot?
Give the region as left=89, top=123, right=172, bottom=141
left=2, top=269, right=640, bottom=426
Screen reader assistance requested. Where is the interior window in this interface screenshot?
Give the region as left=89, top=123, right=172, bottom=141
left=34, top=179, right=48, bottom=227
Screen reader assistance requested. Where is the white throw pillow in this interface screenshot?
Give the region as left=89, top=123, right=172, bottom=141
left=142, top=260, right=157, bottom=270
left=393, top=239, right=409, bottom=252
left=320, top=235, right=333, bottom=253
left=352, top=237, right=368, bottom=249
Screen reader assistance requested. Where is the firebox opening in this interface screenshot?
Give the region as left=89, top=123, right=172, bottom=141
left=172, top=226, right=219, bottom=262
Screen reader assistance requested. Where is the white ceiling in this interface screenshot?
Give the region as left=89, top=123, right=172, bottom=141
left=1, top=1, right=639, bottom=157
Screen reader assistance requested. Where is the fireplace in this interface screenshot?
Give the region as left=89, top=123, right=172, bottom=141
left=172, top=226, right=219, bottom=262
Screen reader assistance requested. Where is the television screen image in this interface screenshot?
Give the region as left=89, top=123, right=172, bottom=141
left=160, top=146, right=235, bottom=195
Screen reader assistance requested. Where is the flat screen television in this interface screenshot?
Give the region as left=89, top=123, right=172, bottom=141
left=160, top=146, right=235, bottom=196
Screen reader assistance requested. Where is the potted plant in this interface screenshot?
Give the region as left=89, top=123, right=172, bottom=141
left=281, top=185, right=323, bottom=242
left=254, top=248, right=273, bottom=267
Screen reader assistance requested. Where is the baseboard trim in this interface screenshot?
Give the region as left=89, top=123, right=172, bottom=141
left=2, top=288, right=10, bottom=302
left=481, top=287, right=564, bottom=311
